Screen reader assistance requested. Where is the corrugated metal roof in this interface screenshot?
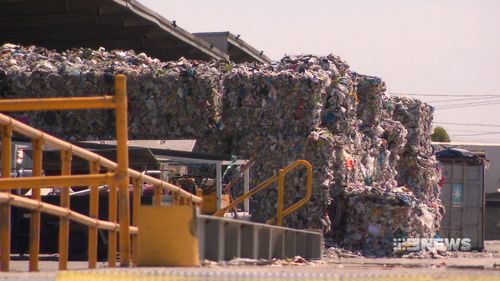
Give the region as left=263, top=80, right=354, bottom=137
left=81, top=139, right=197, bottom=152
left=195, top=32, right=272, bottom=64
left=0, top=0, right=228, bottom=61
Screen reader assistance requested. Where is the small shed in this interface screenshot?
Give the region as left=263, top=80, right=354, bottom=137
left=436, top=148, right=486, bottom=250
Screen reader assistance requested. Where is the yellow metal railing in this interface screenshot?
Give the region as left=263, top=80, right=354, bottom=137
left=213, top=160, right=313, bottom=226
left=0, top=75, right=202, bottom=272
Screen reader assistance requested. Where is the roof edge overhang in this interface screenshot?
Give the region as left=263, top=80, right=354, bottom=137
left=113, top=0, right=229, bottom=61
left=195, top=31, right=271, bottom=64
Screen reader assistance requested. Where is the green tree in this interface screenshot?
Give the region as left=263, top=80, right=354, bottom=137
left=431, top=126, right=451, bottom=142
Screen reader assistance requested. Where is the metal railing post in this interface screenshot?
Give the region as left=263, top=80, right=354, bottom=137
left=153, top=185, right=161, bottom=206
left=132, top=177, right=141, bottom=266
left=58, top=150, right=72, bottom=270
left=88, top=161, right=100, bottom=269
left=172, top=191, right=180, bottom=206
left=0, top=125, right=12, bottom=272
left=115, top=74, right=131, bottom=267
left=108, top=174, right=117, bottom=267
left=277, top=169, right=285, bottom=226
left=29, top=138, right=43, bottom=272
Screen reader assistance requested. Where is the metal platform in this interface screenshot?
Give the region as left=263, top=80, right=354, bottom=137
left=197, top=215, right=323, bottom=262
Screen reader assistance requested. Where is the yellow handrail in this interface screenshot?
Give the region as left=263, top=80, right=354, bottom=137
left=0, top=192, right=138, bottom=234
left=0, top=75, right=202, bottom=272
left=213, top=160, right=313, bottom=226
left=0, top=114, right=202, bottom=203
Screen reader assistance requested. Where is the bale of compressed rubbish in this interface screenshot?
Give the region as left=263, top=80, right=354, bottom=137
left=0, top=43, right=443, bottom=256
left=0, top=43, right=224, bottom=152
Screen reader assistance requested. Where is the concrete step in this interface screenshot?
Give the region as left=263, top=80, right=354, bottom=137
left=197, top=214, right=323, bottom=262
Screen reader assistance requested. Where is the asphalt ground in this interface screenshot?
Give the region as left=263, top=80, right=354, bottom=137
left=0, top=241, right=499, bottom=281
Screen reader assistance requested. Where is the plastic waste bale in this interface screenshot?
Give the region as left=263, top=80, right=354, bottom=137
left=0, top=44, right=225, bottom=152
left=342, top=184, right=438, bottom=256
left=0, top=44, right=445, bottom=255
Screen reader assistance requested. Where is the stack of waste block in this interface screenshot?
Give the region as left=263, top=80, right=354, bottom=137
left=0, top=43, right=443, bottom=255
left=0, top=43, right=224, bottom=151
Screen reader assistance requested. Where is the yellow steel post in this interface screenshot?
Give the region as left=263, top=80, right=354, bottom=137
left=172, top=191, right=180, bottom=206
left=0, top=125, right=12, bottom=272
left=115, top=74, right=131, bottom=267
left=132, top=177, right=141, bottom=266
left=108, top=174, right=117, bottom=267
left=29, top=138, right=43, bottom=272
left=58, top=150, right=72, bottom=270
left=195, top=188, right=203, bottom=208
left=153, top=185, right=161, bottom=206
left=88, top=161, right=100, bottom=269
left=276, top=169, right=285, bottom=226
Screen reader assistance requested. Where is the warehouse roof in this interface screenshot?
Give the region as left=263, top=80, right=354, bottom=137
left=0, top=0, right=228, bottom=61
left=195, top=32, right=272, bottom=64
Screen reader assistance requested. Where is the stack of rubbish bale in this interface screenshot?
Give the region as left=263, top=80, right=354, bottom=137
left=221, top=60, right=331, bottom=228
left=392, top=96, right=443, bottom=231
left=337, top=74, right=441, bottom=255
left=0, top=43, right=224, bottom=151
left=0, top=43, right=443, bottom=256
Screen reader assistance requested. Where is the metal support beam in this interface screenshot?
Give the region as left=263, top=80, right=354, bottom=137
left=0, top=96, right=116, bottom=111
left=0, top=125, right=12, bottom=272
left=115, top=74, right=130, bottom=267
left=58, top=150, right=72, bottom=270
left=216, top=163, right=222, bottom=210
left=244, top=169, right=250, bottom=213
left=0, top=193, right=138, bottom=234
left=88, top=161, right=100, bottom=269
left=29, top=138, right=43, bottom=272
left=0, top=174, right=113, bottom=190
left=131, top=177, right=141, bottom=266
left=108, top=178, right=117, bottom=267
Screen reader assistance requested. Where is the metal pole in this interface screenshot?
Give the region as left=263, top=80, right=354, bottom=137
left=88, top=161, right=100, bottom=269
left=114, top=74, right=130, bottom=267
left=108, top=178, right=117, bottom=267
left=277, top=169, right=285, bottom=226
left=172, top=192, right=180, bottom=206
left=0, top=174, right=112, bottom=190
left=58, top=150, right=72, bottom=270
left=0, top=125, right=12, bottom=272
left=132, top=177, right=141, bottom=266
left=153, top=185, right=161, bottom=206
left=29, top=138, right=43, bottom=272
left=0, top=192, right=138, bottom=234
left=216, top=163, right=222, bottom=210
left=0, top=96, right=117, bottom=111
left=244, top=169, right=250, bottom=213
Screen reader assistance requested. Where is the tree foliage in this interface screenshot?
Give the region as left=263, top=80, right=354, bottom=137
left=431, top=126, right=451, bottom=142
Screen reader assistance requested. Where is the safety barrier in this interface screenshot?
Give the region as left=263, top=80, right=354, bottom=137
left=0, top=75, right=202, bottom=272
left=213, top=160, right=313, bottom=226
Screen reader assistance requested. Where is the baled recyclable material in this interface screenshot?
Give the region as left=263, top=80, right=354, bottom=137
left=0, top=44, right=443, bottom=255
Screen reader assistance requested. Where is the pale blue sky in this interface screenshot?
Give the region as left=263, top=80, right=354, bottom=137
left=140, top=0, right=500, bottom=143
